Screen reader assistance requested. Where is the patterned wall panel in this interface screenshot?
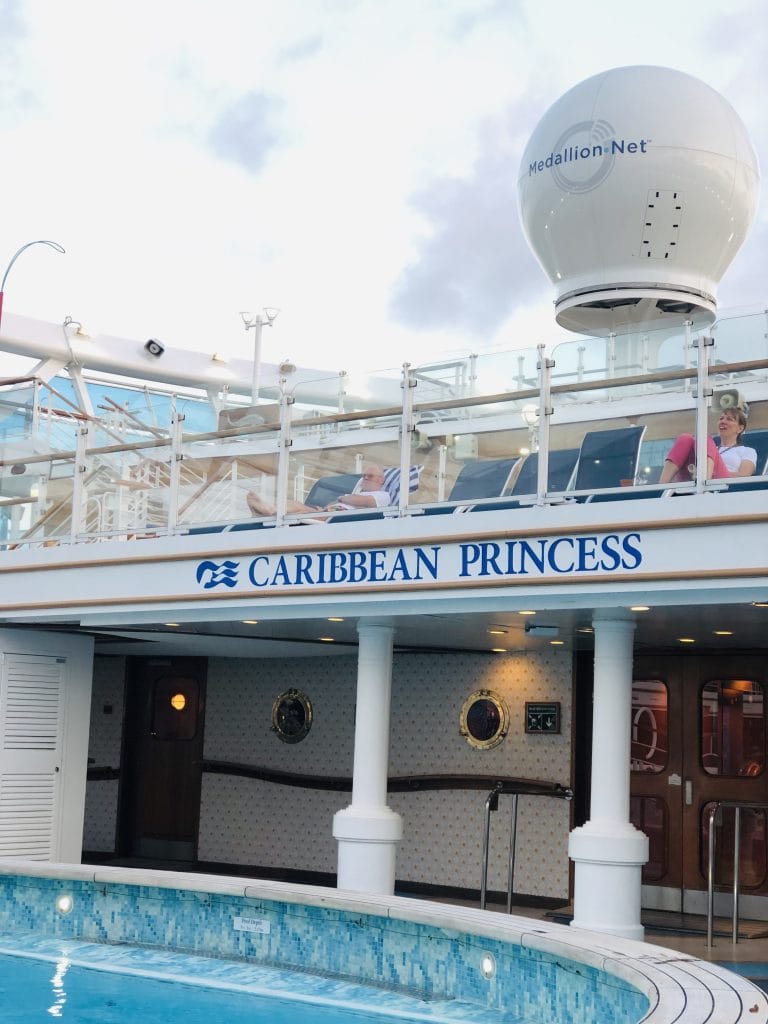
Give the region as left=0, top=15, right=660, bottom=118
left=82, top=655, right=125, bottom=852
left=84, top=647, right=574, bottom=897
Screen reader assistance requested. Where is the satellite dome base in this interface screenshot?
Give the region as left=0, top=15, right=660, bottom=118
left=555, top=285, right=716, bottom=337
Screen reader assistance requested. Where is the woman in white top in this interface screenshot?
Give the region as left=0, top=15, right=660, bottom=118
left=659, top=408, right=757, bottom=483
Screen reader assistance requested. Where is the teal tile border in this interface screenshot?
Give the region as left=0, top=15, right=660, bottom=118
left=0, top=863, right=762, bottom=1024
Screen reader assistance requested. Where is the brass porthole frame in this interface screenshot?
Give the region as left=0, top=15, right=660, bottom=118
left=459, top=689, right=510, bottom=750
left=271, top=688, right=313, bottom=744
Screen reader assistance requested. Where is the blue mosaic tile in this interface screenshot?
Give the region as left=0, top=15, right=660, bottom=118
left=0, top=873, right=649, bottom=1023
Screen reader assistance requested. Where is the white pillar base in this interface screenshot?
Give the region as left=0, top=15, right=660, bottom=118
left=333, top=806, right=403, bottom=894
left=568, top=821, right=649, bottom=940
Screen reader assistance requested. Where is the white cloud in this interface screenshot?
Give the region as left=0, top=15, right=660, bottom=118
left=0, top=0, right=764, bottom=377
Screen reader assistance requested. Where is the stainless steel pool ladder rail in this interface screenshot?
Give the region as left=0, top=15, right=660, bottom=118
left=479, top=780, right=573, bottom=912
left=706, top=799, right=768, bottom=947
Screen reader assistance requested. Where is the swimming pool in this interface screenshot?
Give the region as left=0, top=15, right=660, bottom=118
left=0, top=862, right=763, bottom=1024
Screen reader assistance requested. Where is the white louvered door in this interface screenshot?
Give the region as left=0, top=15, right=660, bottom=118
left=0, top=653, right=65, bottom=860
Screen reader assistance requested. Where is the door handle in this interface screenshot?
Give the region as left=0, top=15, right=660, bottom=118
left=684, top=779, right=693, bottom=806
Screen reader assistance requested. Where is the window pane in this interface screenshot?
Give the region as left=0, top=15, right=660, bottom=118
left=701, top=679, right=765, bottom=777
left=152, top=675, right=199, bottom=741
left=630, top=795, right=668, bottom=881
left=631, top=679, right=668, bottom=773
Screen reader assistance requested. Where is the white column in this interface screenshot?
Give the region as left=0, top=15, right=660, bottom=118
left=568, top=611, right=648, bottom=939
left=333, top=619, right=402, bottom=894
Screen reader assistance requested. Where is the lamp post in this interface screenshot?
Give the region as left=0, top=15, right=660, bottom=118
left=240, top=308, right=280, bottom=405
left=0, top=240, right=66, bottom=327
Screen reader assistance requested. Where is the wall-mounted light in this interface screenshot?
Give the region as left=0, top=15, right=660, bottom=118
left=145, top=338, right=165, bottom=358
left=170, top=693, right=186, bottom=711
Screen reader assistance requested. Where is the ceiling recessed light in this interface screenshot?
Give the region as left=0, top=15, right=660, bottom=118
left=491, top=647, right=507, bottom=653
left=518, top=610, right=536, bottom=616
left=488, top=628, right=507, bottom=635
left=550, top=640, right=565, bottom=646
left=713, top=630, right=733, bottom=636
left=678, top=637, right=695, bottom=644
left=328, top=617, right=344, bottom=622
left=242, top=620, right=259, bottom=625
left=164, top=622, right=180, bottom=628
left=577, top=627, right=593, bottom=634
left=318, top=637, right=335, bottom=642
left=753, top=601, right=768, bottom=608
left=630, top=606, right=650, bottom=612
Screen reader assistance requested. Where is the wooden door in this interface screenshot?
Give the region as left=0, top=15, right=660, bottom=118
left=118, top=656, right=206, bottom=862
left=631, top=654, right=768, bottom=912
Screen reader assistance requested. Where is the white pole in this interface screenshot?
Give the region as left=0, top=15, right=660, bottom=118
left=250, top=315, right=264, bottom=405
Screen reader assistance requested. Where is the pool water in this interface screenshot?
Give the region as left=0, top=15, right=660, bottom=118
left=0, top=948, right=518, bottom=1024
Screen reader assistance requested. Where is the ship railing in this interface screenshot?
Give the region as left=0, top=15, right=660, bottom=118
left=480, top=780, right=573, bottom=912
left=1, top=350, right=768, bottom=547
left=706, top=799, right=768, bottom=947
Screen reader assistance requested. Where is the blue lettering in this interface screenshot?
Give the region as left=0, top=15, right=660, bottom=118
left=388, top=549, right=412, bottom=582
left=599, top=535, right=622, bottom=571
left=548, top=537, right=575, bottom=573
left=317, top=552, right=330, bottom=583
left=248, top=555, right=270, bottom=587
left=460, top=543, right=481, bottom=577
left=480, top=541, right=503, bottom=576
left=577, top=536, right=599, bottom=571
left=271, top=555, right=291, bottom=586
left=413, top=546, right=439, bottom=581
left=627, top=141, right=637, bottom=153
left=519, top=540, right=546, bottom=574
left=347, top=550, right=367, bottom=582
left=611, top=139, right=625, bottom=154
left=621, top=532, right=642, bottom=569
left=294, top=553, right=314, bottom=584
left=329, top=552, right=348, bottom=583
left=369, top=549, right=387, bottom=582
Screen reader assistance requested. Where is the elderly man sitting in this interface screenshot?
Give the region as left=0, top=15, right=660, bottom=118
left=247, top=465, right=391, bottom=517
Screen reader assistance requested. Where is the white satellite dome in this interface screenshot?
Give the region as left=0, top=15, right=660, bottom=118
left=517, top=66, right=760, bottom=336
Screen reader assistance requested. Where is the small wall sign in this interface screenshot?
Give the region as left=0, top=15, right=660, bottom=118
left=525, top=702, right=561, bottom=734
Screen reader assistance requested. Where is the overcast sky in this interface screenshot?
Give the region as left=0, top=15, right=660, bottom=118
left=0, top=0, right=765, bottom=377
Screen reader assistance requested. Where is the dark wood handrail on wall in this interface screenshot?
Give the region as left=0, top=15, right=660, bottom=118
left=88, top=760, right=572, bottom=799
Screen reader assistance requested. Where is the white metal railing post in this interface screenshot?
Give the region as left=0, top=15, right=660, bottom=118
left=166, top=398, right=183, bottom=533
left=694, top=335, right=714, bottom=494
left=535, top=344, right=553, bottom=505
left=70, top=423, right=90, bottom=541
left=437, top=444, right=448, bottom=501
left=31, top=380, right=41, bottom=438
left=607, top=332, right=616, bottom=380
left=506, top=794, right=519, bottom=914
left=399, top=363, right=416, bottom=513
left=683, top=320, right=693, bottom=391
left=273, top=382, right=294, bottom=526
left=707, top=803, right=717, bottom=947
left=480, top=783, right=502, bottom=910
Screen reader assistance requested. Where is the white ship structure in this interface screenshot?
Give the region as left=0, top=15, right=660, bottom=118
left=0, top=65, right=765, bottom=941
